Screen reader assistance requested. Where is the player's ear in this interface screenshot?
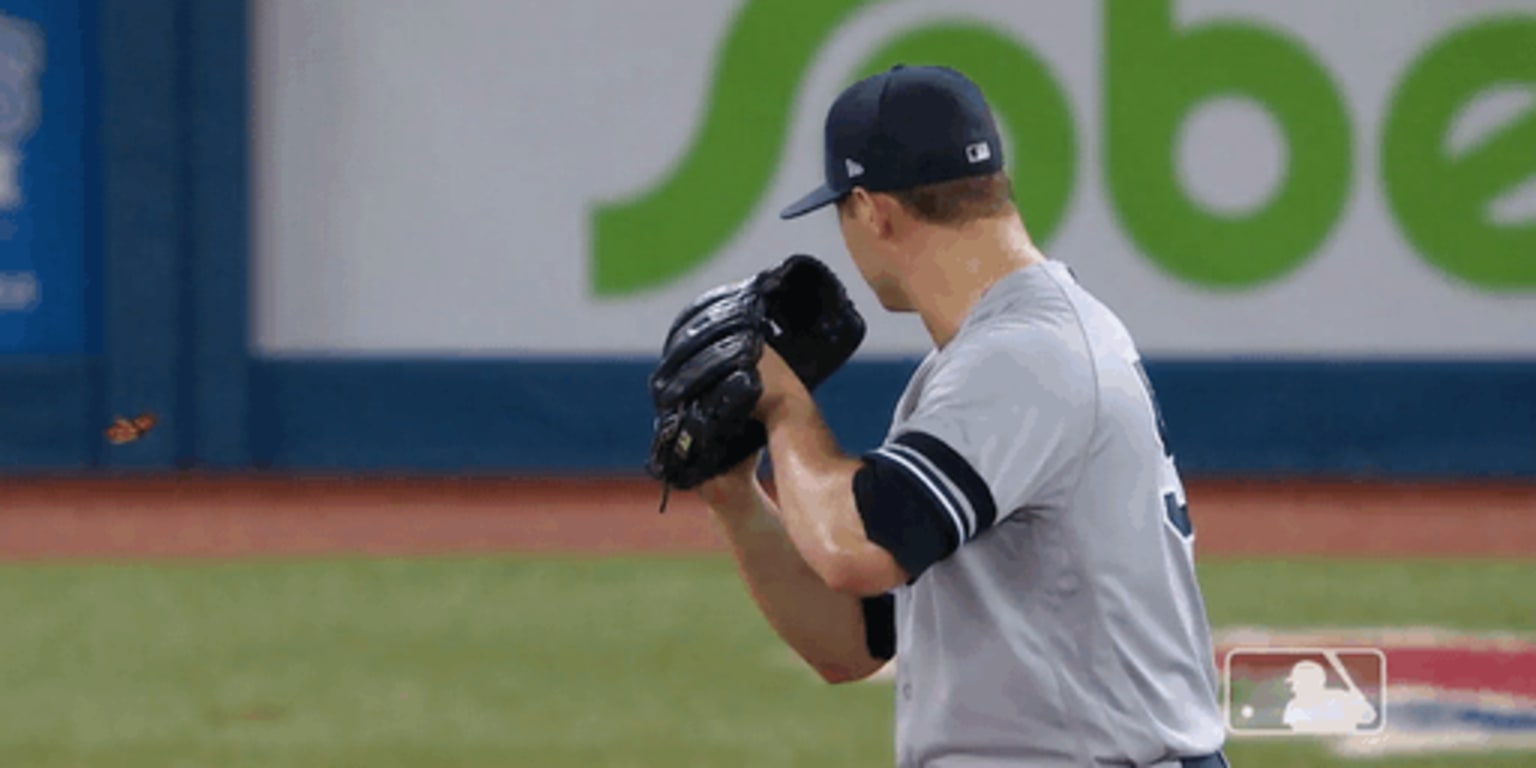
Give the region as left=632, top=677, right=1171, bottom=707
left=842, top=188, right=877, bottom=235
left=850, top=188, right=901, bottom=242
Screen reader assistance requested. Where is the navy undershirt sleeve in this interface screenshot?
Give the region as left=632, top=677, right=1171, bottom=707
left=859, top=593, right=896, bottom=661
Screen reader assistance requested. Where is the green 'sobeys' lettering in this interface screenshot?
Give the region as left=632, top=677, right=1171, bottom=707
left=1106, top=0, right=1351, bottom=288
left=591, top=1, right=1536, bottom=296
left=1383, top=17, right=1536, bottom=289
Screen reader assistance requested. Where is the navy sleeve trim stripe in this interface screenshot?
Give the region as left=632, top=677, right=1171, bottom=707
left=853, top=453, right=961, bottom=580
left=859, top=593, right=896, bottom=661
left=893, top=430, right=999, bottom=535
left=869, top=446, right=969, bottom=543
left=881, top=442, right=976, bottom=538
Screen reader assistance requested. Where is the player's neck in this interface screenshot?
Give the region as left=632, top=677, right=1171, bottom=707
left=904, top=213, right=1044, bottom=349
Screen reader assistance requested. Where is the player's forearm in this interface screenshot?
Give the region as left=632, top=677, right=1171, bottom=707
left=762, top=400, right=905, bottom=595
left=701, top=474, right=884, bottom=683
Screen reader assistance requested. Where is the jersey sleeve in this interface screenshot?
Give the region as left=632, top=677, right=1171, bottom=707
left=852, top=326, right=1090, bottom=578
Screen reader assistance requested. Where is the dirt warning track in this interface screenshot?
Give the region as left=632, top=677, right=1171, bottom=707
left=0, top=475, right=1531, bottom=560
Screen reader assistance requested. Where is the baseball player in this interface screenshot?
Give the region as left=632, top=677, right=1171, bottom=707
left=647, top=64, right=1228, bottom=767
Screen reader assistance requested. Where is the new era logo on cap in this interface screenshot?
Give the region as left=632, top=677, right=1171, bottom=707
left=845, top=158, right=865, bottom=178
left=966, top=141, right=991, bottom=164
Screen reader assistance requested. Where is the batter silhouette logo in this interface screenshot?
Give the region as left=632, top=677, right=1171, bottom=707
left=1225, top=647, right=1387, bottom=736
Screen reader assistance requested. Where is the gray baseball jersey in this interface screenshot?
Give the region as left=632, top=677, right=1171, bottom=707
left=850, top=259, right=1225, bottom=767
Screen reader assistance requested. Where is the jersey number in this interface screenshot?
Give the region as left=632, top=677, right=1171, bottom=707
left=1163, top=492, right=1192, bottom=538
left=1134, top=360, right=1194, bottom=540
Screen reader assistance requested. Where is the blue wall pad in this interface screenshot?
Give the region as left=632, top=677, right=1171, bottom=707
left=250, top=358, right=1536, bottom=478
left=0, top=357, right=99, bottom=470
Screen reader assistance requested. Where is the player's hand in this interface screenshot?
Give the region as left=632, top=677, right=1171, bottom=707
left=645, top=254, right=864, bottom=496
left=753, top=344, right=814, bottom=427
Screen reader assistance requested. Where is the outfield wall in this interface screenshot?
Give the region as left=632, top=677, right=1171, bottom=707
left=0, top=0, right=1532, bottom=476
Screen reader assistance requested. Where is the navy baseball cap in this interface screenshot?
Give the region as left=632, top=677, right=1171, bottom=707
left=779, top=64, right=1005, bottom=219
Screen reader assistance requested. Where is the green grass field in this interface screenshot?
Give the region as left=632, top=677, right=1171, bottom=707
left=0, top=555, right=1531, bottom=767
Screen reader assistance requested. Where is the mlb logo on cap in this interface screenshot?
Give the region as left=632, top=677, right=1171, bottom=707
left=780, top=64, right=1006, bottom=219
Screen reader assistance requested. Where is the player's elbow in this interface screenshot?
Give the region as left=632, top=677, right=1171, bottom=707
left=813, top=661, right=863, bottom=685
left=810, top=655, right=885, bottom=685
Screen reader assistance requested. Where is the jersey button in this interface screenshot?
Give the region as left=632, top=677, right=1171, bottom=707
left=901, top=683, right=913, bottom=699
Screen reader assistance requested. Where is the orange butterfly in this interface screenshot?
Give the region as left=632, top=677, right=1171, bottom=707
left=105, top=412, right=158, bottom=444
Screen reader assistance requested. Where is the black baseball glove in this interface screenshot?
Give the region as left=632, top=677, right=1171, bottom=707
left=645, top=254, right=866, bottom=509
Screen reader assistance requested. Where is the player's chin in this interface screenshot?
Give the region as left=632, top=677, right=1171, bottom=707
left=872, top=289, right=913, bottom=313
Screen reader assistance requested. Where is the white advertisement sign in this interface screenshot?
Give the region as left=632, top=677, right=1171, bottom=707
left=252, top=0, right=1536, bottom=357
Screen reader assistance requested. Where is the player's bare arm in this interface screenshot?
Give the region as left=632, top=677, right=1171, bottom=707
left=753, top=345, right=909, bottom=597
left=643, top=255, right=890, bottom=684
left=695, top=459, right=887, bottom=684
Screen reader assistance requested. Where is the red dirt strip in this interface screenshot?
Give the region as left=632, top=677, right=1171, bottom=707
left=0, top=476, right=1531, bottom=561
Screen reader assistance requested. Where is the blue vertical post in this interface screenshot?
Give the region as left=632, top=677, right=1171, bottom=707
left=185, top=0, right=250, bottom=468
left=98, top=0, right=185, bottom=469
left=96, top=0, right=251, bottom=470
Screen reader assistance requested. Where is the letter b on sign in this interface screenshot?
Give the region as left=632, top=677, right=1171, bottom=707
left=1106, top=0, right=1352, bottom=289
